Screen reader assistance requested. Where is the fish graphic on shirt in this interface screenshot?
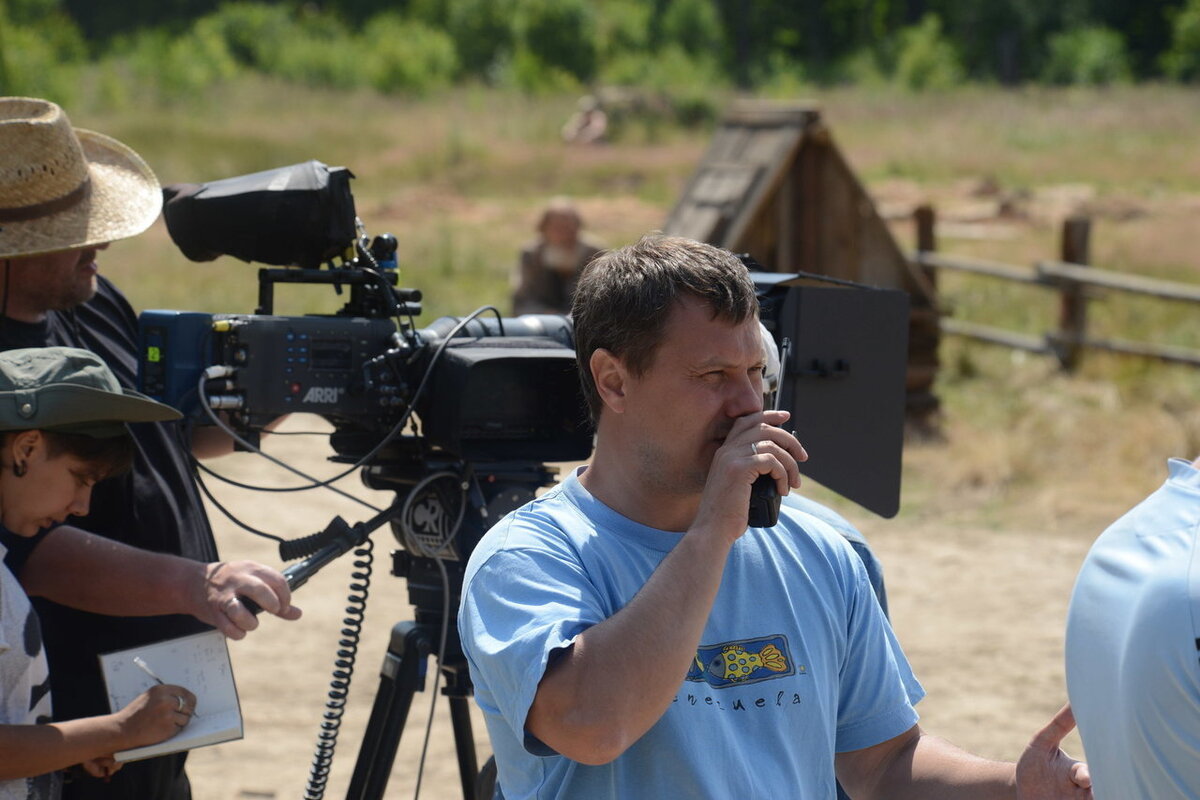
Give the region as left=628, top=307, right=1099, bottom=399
left=686, top=635, right=800, bottom=688
left=704, top=643, right=789, bottom=682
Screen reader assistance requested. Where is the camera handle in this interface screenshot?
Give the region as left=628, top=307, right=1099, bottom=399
left=238, top=503, right=402, bottom=615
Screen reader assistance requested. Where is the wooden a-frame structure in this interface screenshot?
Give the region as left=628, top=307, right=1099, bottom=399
left=663, top=99, right=939, bottom=425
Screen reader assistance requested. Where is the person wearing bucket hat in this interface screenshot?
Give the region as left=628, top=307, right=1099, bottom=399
left=0, top=98, right=283, bottom=800
left=0, top=347, right=300, bottom=799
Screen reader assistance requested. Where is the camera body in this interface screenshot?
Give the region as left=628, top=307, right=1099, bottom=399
left=141, top=311, right=397, bottom=426
left=139, top=309, right=590, bottom=465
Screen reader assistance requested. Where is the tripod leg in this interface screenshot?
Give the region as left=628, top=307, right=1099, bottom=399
left=346, top=622, right=429, bottom=800
left=448, top=694, right=480, bottom=800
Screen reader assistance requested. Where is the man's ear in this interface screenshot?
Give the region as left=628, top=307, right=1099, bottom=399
left=590, top=348, right=629, bottom=414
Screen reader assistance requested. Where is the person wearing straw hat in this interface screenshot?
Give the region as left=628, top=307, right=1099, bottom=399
left=0, top=97, right=277, bottom=799
left=0, top=346, right=300, bottom=800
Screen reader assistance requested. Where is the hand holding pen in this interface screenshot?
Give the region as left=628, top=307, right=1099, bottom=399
left=133, top=656, right=199, bottom=720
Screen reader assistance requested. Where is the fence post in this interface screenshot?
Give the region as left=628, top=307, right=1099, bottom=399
left=1056, top=216, right=1091, bottom=372
left=908, top=205, right=941, bottom=435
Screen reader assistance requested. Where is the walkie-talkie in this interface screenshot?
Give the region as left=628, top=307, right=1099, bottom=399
left=747, top=473, right=780, bottom=528
left=748, top=337, right=789, bottom=528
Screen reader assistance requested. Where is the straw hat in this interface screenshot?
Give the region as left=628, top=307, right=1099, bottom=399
left=0, top=97, right=161, bottom=259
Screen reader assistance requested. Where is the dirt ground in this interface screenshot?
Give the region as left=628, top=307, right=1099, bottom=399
left=184, top=416, right=1099, bottom=799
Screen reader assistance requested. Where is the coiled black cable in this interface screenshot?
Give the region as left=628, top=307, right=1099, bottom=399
left=303, top=538, right=375, bottom=799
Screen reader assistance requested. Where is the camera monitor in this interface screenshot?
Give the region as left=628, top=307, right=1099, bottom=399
left=755, top=273, right=910, bottom=518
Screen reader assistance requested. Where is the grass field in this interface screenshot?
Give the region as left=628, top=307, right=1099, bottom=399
left=69, top=79, right=1200, bottom=523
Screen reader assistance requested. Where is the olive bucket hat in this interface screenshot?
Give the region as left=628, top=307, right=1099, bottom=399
left=0, top=97, right=162, bottom=258
left=0, top=347, right=180, bottom=438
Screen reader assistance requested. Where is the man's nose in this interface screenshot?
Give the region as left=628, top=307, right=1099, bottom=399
left=725, top=372, right=765, bottom=418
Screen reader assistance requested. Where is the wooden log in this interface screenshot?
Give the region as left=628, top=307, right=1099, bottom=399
left=908, top=205, right=941, bottom=428
left=1055, top=216, right=1091, bottom=372
left=1037, top=260, right=1200, bottom=303
left=911, top=251, right=1043, bottom=285
left=940, top=318, right=1052, bottom=355
left=1075, top=336, right=1200, bottom=368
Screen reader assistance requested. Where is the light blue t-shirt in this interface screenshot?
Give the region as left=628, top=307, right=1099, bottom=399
left=784, top=494, right=889, bottom=617
left=460, top=469, right=923, bottom=800
left=1066, top=458, right=1200, bottom=800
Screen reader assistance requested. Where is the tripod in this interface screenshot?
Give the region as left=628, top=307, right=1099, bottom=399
left=345, top=614, right=481, bottom=800
left=278, top=463, right=555, bottom=800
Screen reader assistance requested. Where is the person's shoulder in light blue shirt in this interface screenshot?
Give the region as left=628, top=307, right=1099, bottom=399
left=1066, top=457, right=1200, bottom=800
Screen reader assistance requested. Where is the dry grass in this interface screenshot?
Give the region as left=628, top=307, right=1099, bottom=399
left=81, top=79, right=1200, bottom=532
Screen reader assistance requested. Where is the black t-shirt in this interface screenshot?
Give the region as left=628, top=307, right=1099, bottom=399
left=0, top=275, right=215, bottom=720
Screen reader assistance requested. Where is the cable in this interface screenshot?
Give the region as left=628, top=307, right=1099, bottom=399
left=194, top=369, right=384, bottom=513
left=412, top=553, right=451, bottom=800
left=394, top=470, right=468, bottom=800
left=303, top=537, right=375, bottom=800
left=193, top=468, right=285, bottom=542
left=193, top=456, right=376, bottom=504
left=325, top=305, right=506, bottom=477
left=192, top=304, right=503, bottom=504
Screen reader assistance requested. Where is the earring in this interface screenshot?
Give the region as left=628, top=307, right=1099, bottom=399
left=12, top=461, right=26, bottom=478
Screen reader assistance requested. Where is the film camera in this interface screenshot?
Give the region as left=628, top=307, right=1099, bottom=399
left=142, top=160, right=593, bottom=554
left=139, top=160, right=912, bottom=800
left=140, top=160, right=596, bottom=800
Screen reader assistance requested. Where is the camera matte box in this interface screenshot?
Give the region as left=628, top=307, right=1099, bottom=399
left=756, top=275, right=910, bottom=518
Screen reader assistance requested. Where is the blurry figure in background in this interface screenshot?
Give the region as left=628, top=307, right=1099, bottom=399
left=1065, top=455, right=1200, bottom=799
left=561, top=95, right=608, bottom=145
left=511, top=197, right=603, bottom=315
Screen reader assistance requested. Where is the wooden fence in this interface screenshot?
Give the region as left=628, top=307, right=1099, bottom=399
left=908, top=205, right=1200, bottom=371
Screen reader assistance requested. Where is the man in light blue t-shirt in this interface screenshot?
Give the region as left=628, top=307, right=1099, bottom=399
left=1066, top=457, right=1200, bottom=799
left=460, top=235, right=1091, bottom=800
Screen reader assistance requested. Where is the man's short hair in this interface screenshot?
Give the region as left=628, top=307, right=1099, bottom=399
left=570, top=234, right=758, bottom=420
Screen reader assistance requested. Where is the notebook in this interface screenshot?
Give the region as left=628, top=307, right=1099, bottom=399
left=99, top=629, right=242, bottom=762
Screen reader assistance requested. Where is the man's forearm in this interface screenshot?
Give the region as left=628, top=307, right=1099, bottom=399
left=838, top=729, right=1016, bottom=800
left=16, top=526, right=201, bottom=616
left=526, top=527, right=733, bottom=765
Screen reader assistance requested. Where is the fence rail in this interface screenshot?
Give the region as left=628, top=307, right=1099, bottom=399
left=907, top=206, right=1200, bottom=371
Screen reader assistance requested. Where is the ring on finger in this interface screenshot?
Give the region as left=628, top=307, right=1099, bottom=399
left=176, top=695, right=185, bottom=712
left=750, top=441, right=759, bottom=456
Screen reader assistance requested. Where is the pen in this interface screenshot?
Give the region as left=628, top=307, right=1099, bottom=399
left=132, top=656, right=199, bottom=717
left=132, top=656, right=164, bottom=685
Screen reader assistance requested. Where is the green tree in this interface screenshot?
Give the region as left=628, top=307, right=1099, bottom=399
left=660, top=0, right=724, bottom=58
left=1163, top=0, right=1200, bottom=80
left=594, top=0, right=653, bottom=60
left=892, top=12, right=964, bottom=89
left=0, top=0, right=85, bottom=101
left=511, top=0, right=597, bottom=89
left=186, top=2, right=295, bottom=70
left=1042, top=25, right=1131, bottom=85
left=443, top=0, right=516, bottom=79
left=62, top=0, right=219, bottom=41
left=360, top=13, right=458, bottom=94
